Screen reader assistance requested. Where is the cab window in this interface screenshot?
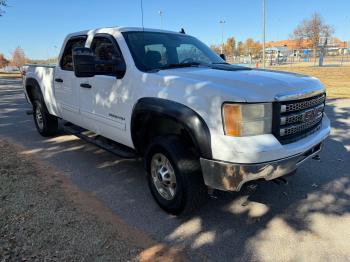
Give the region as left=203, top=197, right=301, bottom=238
left=90, top=35, right=125, bottom=76
left=60, top=36, right=87, bottom=71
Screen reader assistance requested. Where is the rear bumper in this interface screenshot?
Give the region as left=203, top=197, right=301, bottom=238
left=200, top=142, right=323, bottom=191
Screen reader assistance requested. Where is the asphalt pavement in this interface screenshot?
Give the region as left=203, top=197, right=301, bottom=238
left=1, top=77, right=349, bottom=262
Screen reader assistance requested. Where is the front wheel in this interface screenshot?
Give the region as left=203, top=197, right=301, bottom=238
left=145, top=136, right=208, bottom=215
left=33, top=100, right=58, bottom=137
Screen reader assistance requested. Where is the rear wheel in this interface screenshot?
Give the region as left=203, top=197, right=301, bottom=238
left=145, top=136, right=208, bottom=215
left=33, top=99, right=58, bottom=137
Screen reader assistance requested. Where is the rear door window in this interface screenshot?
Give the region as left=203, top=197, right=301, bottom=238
left=60, top=36, right=87, bottom=71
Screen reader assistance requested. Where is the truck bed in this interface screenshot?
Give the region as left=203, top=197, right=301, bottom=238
left=23, top=64, right=59, bottom=117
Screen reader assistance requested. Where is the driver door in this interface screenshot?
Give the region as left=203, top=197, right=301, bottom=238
left=82, top=34, right=128, bottom=143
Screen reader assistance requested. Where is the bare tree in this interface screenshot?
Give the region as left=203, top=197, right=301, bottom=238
left=292, top=12, right=334, bottom=64
left=0, top=0, right=7, bottom=16
left=11, top=47, right=26, bottom=72
left=293, top=13, right=334, bottom=48
left=0, top=53, right=9, bottom=68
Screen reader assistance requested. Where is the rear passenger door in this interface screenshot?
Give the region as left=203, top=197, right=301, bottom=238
left=55, top=35, right=87, bottom=125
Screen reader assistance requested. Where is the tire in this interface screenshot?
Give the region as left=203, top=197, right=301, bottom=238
left=145, top=136, right=208, bottom=215
left=33, top=98, right=58, bottom=137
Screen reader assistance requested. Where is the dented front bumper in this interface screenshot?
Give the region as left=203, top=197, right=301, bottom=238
left=200, top=142, right=323, bottom=191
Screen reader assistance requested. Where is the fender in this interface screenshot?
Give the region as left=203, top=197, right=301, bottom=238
left=131, top=97, right=212, bottom=159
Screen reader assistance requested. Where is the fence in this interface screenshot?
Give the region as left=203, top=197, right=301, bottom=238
left=227, top=48, right=350, bottom=68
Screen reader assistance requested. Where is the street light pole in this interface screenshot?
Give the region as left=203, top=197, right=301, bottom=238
left=158, top=10, right=163, bottom=29
left=262, top=0, right=266, bottom=68
left=220, top=20, right=226, bottom=54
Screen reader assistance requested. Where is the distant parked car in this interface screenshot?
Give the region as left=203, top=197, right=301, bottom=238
left=4, top=66, right=20, bottom=73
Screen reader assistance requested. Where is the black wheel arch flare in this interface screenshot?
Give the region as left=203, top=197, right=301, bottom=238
left=131, top=97, right=212, bottom=159
left=25, top=77, right=42, bottom=104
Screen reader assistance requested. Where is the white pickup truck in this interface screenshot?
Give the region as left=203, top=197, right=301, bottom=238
left=23, top=27, right=330, bottom=214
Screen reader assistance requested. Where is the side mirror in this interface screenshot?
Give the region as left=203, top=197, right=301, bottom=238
left=72, top=47, right=96, bottom=78
left=73, top=47, right=126, bottom=79
left=95, top=58, right=126, bottom=79
left=115, top=60, right=126, bottom=79
left=219, top=53, right=226, bottom=61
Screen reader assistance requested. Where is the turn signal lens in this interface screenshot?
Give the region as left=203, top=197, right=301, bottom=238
left=223, top=104, right=242, bottom=136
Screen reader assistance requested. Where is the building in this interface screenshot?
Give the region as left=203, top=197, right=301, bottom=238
left=267, top=38, right=347, bottom=50
left=266, top=39, right=313, bottom=49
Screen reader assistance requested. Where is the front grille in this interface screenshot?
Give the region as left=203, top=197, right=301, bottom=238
left=273, top=93, right=325, bottom=144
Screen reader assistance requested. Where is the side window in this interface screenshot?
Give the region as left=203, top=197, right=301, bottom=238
left=176, top=44, right=211, bottom=64
left=60, top=36, right=87, bottom=71
left=90, top=36, right=124, bottom=76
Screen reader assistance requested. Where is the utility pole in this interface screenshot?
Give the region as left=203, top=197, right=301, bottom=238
left=262, top=0, right=266, bottom=68
left=158, top=10, right=163, bottom=29
left=220, top=20, right=226, bottom=54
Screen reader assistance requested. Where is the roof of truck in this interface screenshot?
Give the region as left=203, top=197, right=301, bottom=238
left=68, top=26, right=185, bottom=38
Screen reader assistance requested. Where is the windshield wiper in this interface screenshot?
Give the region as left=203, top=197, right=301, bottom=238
left=158, top=62, right=202, bottom=70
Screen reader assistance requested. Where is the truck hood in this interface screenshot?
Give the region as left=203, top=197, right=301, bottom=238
left=156, top=67, right=325, bottom=102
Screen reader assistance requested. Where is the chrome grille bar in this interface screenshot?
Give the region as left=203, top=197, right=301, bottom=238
left=280, top=104, right=324, bottom=125
left=281, top=94, right=326, bottom=113
left=280, top=115, right=323, bottom=137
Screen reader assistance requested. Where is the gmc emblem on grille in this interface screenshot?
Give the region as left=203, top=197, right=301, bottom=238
left=302, top=107, right=323, bottom=122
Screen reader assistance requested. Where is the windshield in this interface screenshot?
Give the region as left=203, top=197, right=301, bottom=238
left=122, top=31, right=225, bottom=72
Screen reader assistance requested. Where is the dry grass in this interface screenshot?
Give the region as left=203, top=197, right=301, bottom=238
left=271, top=66, right=350, bottom=98
left=0, top=72, right=22, bottom=78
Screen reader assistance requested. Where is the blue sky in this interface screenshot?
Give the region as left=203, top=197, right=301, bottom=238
left=0, top=0, right=349, bottom=59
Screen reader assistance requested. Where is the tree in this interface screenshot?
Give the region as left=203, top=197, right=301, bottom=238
left=11, top=47, right=26, bottom=72
left=0, top=0, right=7, bottom=16
left=224, top=37, right=236, bottom=56
left=210, top=37, right=236, bottom=57
left=245, top=38, right=255, bottom=55
left=292, top=13, right=334, bottom=50
left=210, top=44, right=221, bottom=54
left=242, top=38, right=262, bottom=58
left=236, top=41, right=244, bottom=56
left=0, top=53, right=9, bottom=68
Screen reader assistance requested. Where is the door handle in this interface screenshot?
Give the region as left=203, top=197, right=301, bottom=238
left=55, top=78, right=63, bottom=83
left=80, top=83, right=92, bottom=89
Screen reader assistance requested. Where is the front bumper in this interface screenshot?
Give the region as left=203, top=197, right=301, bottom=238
left=200, top=142, right=323, bottom=191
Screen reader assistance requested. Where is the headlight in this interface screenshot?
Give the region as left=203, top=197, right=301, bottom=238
left=222, top=103, right=272, bottom=136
